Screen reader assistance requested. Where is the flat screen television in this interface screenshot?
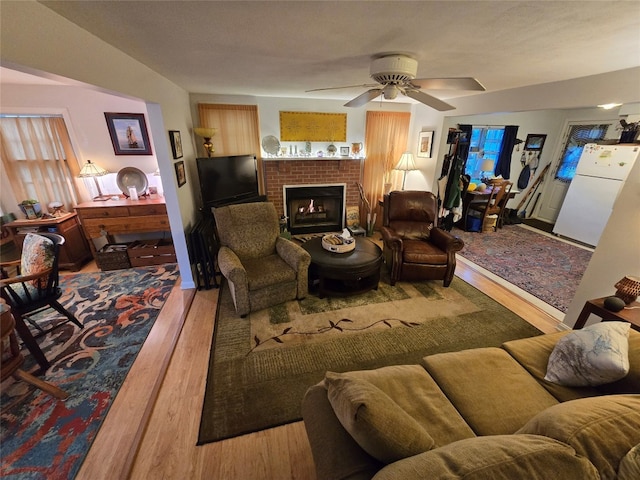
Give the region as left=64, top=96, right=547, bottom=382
left=196, top=154, right=260, bottom=207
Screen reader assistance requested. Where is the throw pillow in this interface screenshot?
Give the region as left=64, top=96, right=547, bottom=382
left=324, top=371, right=434, bottom=464
left=20, top=233, right=55, bottom=289
left=544, top=321, right=631, bottom=387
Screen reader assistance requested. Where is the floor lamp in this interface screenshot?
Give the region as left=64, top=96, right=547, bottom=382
left=78, top=160, right=110, bottom=201
left=393, top=152, right=418, bottom=190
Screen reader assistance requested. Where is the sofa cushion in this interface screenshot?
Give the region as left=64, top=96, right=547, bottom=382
left=325, top=371, right=435, bottom=464
left=372, top=434, right=599, bottom=480
left=544, top=322, right=631, bottom=387
left=323, top=365, right=476, bottom=464
left=517, top=395, right=640, bottom=480
left=421, top=347, right=559, bottom=435
left=619, top=443, right=640, bottom=480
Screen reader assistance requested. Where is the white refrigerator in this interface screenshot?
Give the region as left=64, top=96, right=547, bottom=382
left=553, top=143, right=639, bottom=246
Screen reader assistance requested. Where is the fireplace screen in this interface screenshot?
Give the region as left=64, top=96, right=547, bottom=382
left=284, top=184, right=345, bottom=235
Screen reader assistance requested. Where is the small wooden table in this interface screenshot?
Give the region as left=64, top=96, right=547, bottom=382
left=573, top=297, right=640, bottom=331
left=302, top=237, right=383, bottom=298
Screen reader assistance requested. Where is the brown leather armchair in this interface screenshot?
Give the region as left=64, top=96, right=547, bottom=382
left=380, top=191, right=464, bottom=287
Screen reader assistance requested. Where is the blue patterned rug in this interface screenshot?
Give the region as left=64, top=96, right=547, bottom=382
left=454, top=225, right=593, bottom=312
left=0, top=264, right=180, bottom=480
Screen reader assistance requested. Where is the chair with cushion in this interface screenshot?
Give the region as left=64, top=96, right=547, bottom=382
left=0, top=232, right=82, bottom=371
left=380, top=191, right=464, bottom=287
left=466, top=181, right=513, bottom=232
left=214, top=202, right=311, bottom=317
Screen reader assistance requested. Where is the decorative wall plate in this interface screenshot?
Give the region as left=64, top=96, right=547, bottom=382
left=262, top=135, right=280, bottom=155
left=116, top=167, right=149, bottom=196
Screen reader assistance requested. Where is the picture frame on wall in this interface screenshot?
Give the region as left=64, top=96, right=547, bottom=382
left=417, top=131, right=434, bottom=158
left=169, top=130, right=183, bottom=159
left=174, top=160, right=186, bottom=187
left=104, top=112, right=153, bottom=155
left=524, top=134, right=547, bottom=151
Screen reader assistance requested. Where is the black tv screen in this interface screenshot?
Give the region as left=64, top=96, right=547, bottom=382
left=196, top=154, right=259, bottom=207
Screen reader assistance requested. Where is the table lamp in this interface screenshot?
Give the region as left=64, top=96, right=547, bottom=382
left=194, top=127, right=217, bottom=157
left=78, top=160, right=110, bottom=201
left=394, top=152, right=417, bottom=190
left=480, top=159, right=495, bottom=183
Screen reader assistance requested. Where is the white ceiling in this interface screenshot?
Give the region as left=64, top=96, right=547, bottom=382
left=5, top=1, right=640, bottom=105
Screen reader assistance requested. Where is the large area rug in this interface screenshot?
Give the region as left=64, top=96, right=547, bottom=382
left=1, top=264, right=180, bottom=480
left=454, top=224, right=593, bottom=312
left=198, top=273, right=542, bottom=444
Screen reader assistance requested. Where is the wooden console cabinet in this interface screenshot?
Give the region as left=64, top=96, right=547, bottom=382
left=4, top=213, right=92, bottom=271
left=75, top=197, right=173, bottom=260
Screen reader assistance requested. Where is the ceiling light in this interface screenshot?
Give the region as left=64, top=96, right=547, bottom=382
left=597, top=103, right=622, bottom=110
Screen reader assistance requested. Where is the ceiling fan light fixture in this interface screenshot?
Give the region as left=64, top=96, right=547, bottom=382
left=382, top=84, right=399, bottom=100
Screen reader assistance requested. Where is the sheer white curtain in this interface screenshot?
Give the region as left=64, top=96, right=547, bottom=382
left=1, top=116, right=88, bottom=213
left=362, top=111, right=411, bottom=227
left=197, top=104, right=264, bottom=193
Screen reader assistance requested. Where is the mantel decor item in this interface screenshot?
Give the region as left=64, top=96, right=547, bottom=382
left=104, top=113, right=153, bottom=155
left=175, top=160, right=186, bottom=187
left=194, top=127, right=217, bottom=157
left=614, top=275, right=640, bottom=304
left=78, top=159, right=111, bottom=201
left=417, top=131, right=434, bottom=158
left=169, top=130, right=183, bottom=159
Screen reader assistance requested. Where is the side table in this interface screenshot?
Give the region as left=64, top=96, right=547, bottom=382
left=573, top=297, right=640, bottom=331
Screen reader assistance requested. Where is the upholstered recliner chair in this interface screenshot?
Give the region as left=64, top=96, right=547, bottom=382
left=214, top=202, right=311, bottom=317
left=380, top=191, right=464, bottom=287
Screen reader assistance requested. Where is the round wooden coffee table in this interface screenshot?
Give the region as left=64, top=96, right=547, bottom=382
left=301, top=236, right=383, bottom=298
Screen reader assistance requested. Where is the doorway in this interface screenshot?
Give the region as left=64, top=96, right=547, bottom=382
left=534, top=122, right=615, bottom=223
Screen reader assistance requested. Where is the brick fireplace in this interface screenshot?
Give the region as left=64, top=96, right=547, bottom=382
left=263, top=159, right=363, bottom=231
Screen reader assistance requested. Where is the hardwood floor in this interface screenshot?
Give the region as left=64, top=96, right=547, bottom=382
left=75, top=258, right=561, bottom=480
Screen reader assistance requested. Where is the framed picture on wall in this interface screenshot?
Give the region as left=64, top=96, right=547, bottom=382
left=524, top=134, right=547, bottom=151
left=169, top=130, right=183, bottom=159
left=104, top=113, right=153, bottom=155
left=175, top=160, right=186, bottom=187
left=417, top=131, right=434, bottom=158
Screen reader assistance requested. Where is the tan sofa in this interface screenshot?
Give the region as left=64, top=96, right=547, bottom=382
left=302, top=329, right=640, bottom=480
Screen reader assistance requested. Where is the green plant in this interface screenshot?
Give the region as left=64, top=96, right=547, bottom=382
left=20, top=199, right=39, bottom=205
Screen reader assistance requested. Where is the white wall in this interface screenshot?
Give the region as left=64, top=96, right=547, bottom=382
left=0, top=85, right=163, bottom=210
left=563, top=155, right=640, bottom=327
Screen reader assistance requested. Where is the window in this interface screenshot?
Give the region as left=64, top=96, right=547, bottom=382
left=0, top=115, right=83, bottom=210
left=555, top=124, right=609, bottom=182
left=464, top=126, right=505, bottom=182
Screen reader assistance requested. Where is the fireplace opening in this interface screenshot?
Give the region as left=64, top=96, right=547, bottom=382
left=284, top=184, right=345, bottom=235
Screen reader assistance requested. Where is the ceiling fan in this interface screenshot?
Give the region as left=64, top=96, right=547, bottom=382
left=307, top=54, right=485, bottom=111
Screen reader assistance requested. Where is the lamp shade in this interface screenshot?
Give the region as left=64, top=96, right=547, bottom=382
left=394, top=152, right=417, bottom=172
left=480, top=159, right=495, bottom=172
left=193, top=127, right=217, bottom=138
left=614, top=275, right=640, bottom=304
left=78, top=159, right=108, bottom=178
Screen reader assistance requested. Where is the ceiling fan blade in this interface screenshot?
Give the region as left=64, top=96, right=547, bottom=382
left=306, top=83, right=378, bottom=93
left=410, top=77, right=486, bottom=91
left=404, top=89, right=455, bottom=111
left=344, top=89, right=382, bottom=108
